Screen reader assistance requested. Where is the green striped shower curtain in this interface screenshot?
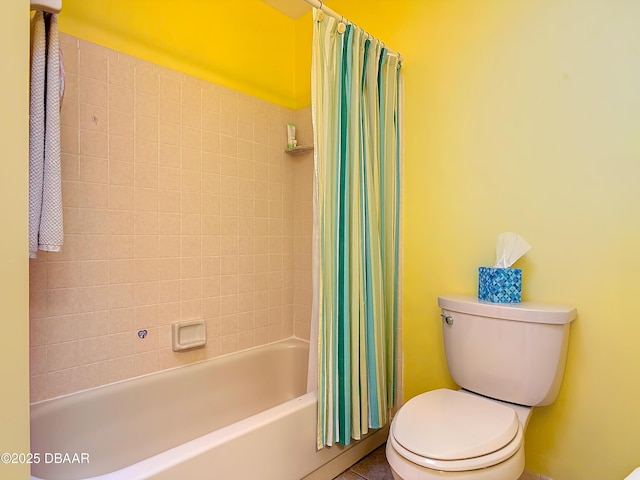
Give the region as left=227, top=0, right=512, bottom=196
left=310, top=7, right=402, bottom=448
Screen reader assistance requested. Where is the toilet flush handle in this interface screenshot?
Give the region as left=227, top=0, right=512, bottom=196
left=440, top=313, right=454, bottom=325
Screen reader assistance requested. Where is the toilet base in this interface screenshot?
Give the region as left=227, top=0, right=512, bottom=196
left=386, top=441, right=525, bottom=480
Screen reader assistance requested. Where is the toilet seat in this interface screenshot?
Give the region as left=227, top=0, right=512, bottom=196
left=390, top=389, right=524, bottom=472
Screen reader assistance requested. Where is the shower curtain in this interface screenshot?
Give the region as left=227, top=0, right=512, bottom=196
left=310, top=8, right=402, bottom=449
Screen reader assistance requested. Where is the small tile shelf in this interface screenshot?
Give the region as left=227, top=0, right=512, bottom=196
left=284, top=145, right=313, bottom=156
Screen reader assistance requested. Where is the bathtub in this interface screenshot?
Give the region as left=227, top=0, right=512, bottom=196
left=31, top=338, right=387, bottom=480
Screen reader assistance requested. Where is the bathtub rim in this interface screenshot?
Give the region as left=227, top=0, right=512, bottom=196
left=30, top=336, right=310, bottom=407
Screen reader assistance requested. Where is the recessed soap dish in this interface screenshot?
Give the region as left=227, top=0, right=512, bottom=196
left=171, top=320, right=206, bottom=351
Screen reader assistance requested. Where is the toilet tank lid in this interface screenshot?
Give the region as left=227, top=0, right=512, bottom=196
left=438, top=295, right=577, bottom=325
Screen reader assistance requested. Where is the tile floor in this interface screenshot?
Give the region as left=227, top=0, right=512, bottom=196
left=333, top=444, right=393, bottom=480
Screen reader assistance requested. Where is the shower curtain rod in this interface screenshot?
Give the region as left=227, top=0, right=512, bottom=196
left=31, top=0, right=62, bottom=14
left=302, top=0, right=402, bottom=60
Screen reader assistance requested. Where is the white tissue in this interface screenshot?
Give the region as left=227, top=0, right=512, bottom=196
left=494, top=232, right=531, bottom=268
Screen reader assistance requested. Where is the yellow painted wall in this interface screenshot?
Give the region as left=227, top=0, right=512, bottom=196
left=327, top=0, right=640, bottom=478
left=59, top=0, right=301, bottom=108
left=0, top=0, right=31, bottom=478
left=294, top=11, right=313, bottom=107
left=19, top=0, right=640, bottom=478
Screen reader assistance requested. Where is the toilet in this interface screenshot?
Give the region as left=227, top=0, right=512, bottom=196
left=626, top=468, right=640, bottom=479
left=387, top=295, right=577, bottom=480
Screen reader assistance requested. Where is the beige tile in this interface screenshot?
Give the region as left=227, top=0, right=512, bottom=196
left=220, top=94, right=237, bottom=117
left=46, top=367, right=80, bottom=398
left=134, top=235, right=159, bottom=258
left=181, top=278, right=201, bottom=301
left=77, top=362, right=110, bottom=392
left=158, top=190, right=181, bottom=213
left=202, top=152, right=221, bottom=174
left=108, top=332, right=135, bottom=359
left=135, top=115, right=158, bottom=142
left=46, top=342, right=79, bottom=372
left=108, top=356, right=135, bottom=383
left=108, top=235, right=135, bottom=260
left=134, top=327, right=158, bottom=353
left=158, top=259, right=180, bottom=281
left=77, top=182, right=108, bottom=209
left=135, top=92, right=159, bottom=118
left=61, top=125, right=79, bottom=155
left=109, top=110, right=134, bottom=138
left=134, top=351, right=159, bottom=376
left=220, top=196, right=237, bottom=217
left=220, top=135, right=237, bottom=157
left=109, top=135, right=134, bottom=162
left=134, top=211, right=158, bottom=235
left=181, top=192, right=202, bottom=214
left=159, top=121, right=181, bottom=147
left=158, top=212, right=181, bottom=235
left=109, top=55, right=135, bottom=88
left=181, top=170, right=201, bottom=193
left=79, top=47, right=108, bottom=82
left=202, top=130, right=220, bottom=153
left=30, top=347, right=47, bottom=376
left=182, top=105, right=201, bottom=129
left=220, top=176, right=238, bottom=197
left=109, top=259, right=135, bottom=285
left=180, top=299, right=202, bottom=320
left=109, top=185, right=134, bottom=210
left=134, top=163, right=158, bottom=189
left=202, top=276, right=220, bottom=298
left=181, top=147, right=201, bottom=171
left=108, top=210, right=134, bottom=235
left=78, top=336, right=110, bottom=365
left=181, top=257, right=201, bottom=278
left=61, top=153, right=80, bottom=181
left=220, top=115, right=237, bottom=137
left=158, top=348, right=182, bottom=370
left=109, top=84, right=134, bottom=114
left=79, top=129, right=108, bottom=157
left=158, top=279, right=181, bottom=303
left=158, top=167, right=181, bottom=191
left=79, top=77, right=108, bottom=108
left=202, top=111, right=220, bottom=133
left=182, top=82, right=202, bottom=108
left=182, top=125, right=201, bottom=150
left=268, top=324, right=283, bottom=342
left=134, top=282, right=158, bottom=306
left=160, top=99, right=181, bottom=124
left=135, top=139, right=158, bottom=165
left=134, top=187, right=158, bottom=212
left=135, top=65, right=159, bottom=96
left=60, top=34, right=79, bottom=73
left=159, top=76, right=181, bottom=101
left=158, top=302, right=180, bottom=325
left=202, top=88, right=220, bottom=114
left=108, top=283, right=135, bottom=310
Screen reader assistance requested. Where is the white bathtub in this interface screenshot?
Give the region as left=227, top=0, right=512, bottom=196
left=31, top=338, right=387, bottom=480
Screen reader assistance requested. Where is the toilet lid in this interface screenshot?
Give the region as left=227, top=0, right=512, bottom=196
left=392, top=389, right=519, bottom=461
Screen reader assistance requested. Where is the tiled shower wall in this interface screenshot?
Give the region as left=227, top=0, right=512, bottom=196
left=29, top=34, right=313, bottom=402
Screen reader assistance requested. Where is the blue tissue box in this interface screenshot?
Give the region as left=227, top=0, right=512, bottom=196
left=478, top=267, right=522, bottom=303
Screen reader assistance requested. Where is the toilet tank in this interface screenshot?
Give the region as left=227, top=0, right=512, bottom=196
left=438, top=295, right=577, bottom=406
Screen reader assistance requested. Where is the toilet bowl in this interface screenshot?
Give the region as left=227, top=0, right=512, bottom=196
left=625, top=467, right=640, bottom=480
left=386, top=389, right=531, bottom=480
left=387, top=296, right=576, bottom=480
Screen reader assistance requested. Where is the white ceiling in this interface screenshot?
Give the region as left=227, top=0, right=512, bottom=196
left=260, top=0, right=312, bottom=19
